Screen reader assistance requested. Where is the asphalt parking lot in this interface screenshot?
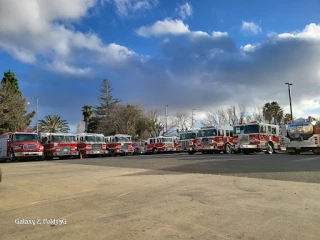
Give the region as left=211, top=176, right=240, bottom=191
left=62, top=152, right=320, bottom=183
left=1, top=153, right=320, bottom=240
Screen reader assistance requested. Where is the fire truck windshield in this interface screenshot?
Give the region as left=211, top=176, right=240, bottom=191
left=85, top=136, right=96, bottom=142
left=96, top=136, right=104, bottom=142
left=13, top=134, right=38, bottom=142
left=162, top=137, right=173, bottom=143
left=180, top=132, right=196, bottom=140
left=234, top=124, right=259, bottom=134
left=65, top=136, right=76, bottom=142
left=198, top=129, right=217, bottom=137
left=52, top=135, right=65, bottom=142
left=115, top=136, right=131, bottom=142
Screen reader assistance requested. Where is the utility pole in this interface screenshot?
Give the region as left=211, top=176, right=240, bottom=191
left=285, top=82, right=293, bottom=120
left=165, top=105, right=169, bottom=135
left=191, top=109, right=195, bottom=130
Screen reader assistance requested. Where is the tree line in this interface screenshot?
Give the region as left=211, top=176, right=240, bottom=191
left=0, top=70, right=303, bottom=136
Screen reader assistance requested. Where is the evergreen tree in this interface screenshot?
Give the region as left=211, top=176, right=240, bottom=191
left=0, top=71, right=35, bottom=133
left=92, top=79, right=121, bottom=134
left=2, top=70, right=20, bottom=92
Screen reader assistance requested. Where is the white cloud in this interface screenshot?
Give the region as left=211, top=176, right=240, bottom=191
left=240, top=44, right=256, bottom=53
left=176, top=2, right=193, bottom=19
left=48, top=61, right=92, bottom=75
left=0, top=0, right=136, bottom=75
left=240, top=21, right=262, bottom=35
left=277, top=23, right=320, bottom=39
left=107, top=0, right=158, bottom=17
left=136, top=18, right=190, bottom=37
left=0, top=43, right=37, bottom=64
left=212, top=31, right=228, bottom=37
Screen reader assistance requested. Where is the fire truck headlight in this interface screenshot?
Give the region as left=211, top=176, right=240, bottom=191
left=14, top=146, right=21, bottom=150
left=54, top=143, right=58, bottom=147
left=86, top=145, right=92, bottom=149
left=189, top=141, right=193, bottom=145
left=233, top=139, right=238, bottom=143
left=40, top=146, right=44, bottom=150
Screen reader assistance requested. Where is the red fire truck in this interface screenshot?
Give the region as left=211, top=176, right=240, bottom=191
left=145, top=136, right=176, bottom=154
left=233, top=121, right=281, bottom=154
left=0, top=130, right=44, bottom=161
left=198, top=126, right=234, bottom=154
left=76, top=133, right=106, bottom=157
left=105, top=134, right=134, bottom=156
left=281, top=117, right=320, bottom=155
left=39, top=133, right=78, bottom=160
left=173, top=136, right=180, bottom=153
left=177, top=130, right=198, bottom=154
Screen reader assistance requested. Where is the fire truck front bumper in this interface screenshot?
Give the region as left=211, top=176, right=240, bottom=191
left=85, top=150, right=104, bottom=155
left=14, top=152, right=44, bottom=157
left=239, top=144, right=258, bottom=149
left=52, top=151, right=78, bottom=156
left=116, top=149, right=134, bottom=154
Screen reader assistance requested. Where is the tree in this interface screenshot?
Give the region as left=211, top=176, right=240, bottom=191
left=0, top=72, right=35, bottom=134
left=1, top=70, right=20, bottom=92
left=263, top=101, right=283, bottom=125
left=248, top=108, right=264, bottom=122
left=76, top=121, right=85, bottom=133
left=93, top=79, right=121, bottom=134
left=172, top=112, right=191, bottom=130
left=38, top=114, right=70, bottom=133
left=202, top=104, right=250, bottom=127
left=82, top=105, right=93, bottom=132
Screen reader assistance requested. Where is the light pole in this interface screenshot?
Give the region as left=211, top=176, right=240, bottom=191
left=191, top=109, right=195, bottom=130
left=28, top=97, right=39, bottom=133
left=165, top=105, right=169, bottom=135
left=285, top=82, right=293, bottom=120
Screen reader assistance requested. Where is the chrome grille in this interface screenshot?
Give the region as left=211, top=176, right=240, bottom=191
left=23, top=144, right=37, bottom=150
left=182, top=140, right=189, bottom=150
left=60, top=146, right=70, bottom=152
left=121, top=143, right=129, bottom=150
left=239, top=135, right=249, bottom=144
left=92, top=144, right=102, bottom=151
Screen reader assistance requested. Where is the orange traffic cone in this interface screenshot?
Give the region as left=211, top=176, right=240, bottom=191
left=79, top=152, right=82, bottom=159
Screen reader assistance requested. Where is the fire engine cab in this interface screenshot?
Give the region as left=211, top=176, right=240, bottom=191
left=198, top=126, right=234, bottom=154
left=39, top=133, right=78, bottom=159
left=177, top=130, right=198, bottom=154
left=233, top=121, right=281, bottom=154
left=77, top=133, right=106, bottom=157
left=0, top=130, right=44, bottom=161
left=105, top=134, right=134, bottom=156
left=145, top=136, right=176, bottom=154
left=281, top=117, right=320, bottom=155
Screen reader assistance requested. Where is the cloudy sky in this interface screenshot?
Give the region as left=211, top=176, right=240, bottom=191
left=0, top=0, right=320, bottom=132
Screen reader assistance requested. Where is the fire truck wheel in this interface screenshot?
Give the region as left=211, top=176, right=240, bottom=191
left=9, top=151, right=17, bottom=162
left=265, top=142, right=274, bottom=154
left=152, top=148, right=158, bottom=154
left=223, top=143, right=232, bottom=154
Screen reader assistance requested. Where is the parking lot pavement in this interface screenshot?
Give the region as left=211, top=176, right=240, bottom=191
left=61, top=152, right=320, bottom=184
left=1, top=159, right=320, bottom=240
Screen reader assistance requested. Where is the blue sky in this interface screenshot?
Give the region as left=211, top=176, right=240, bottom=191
left=0, top=0, right=320, bottom=132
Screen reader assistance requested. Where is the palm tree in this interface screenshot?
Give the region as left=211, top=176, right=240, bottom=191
left=263, top=102, right=273, bottom=123
left=263, top=101, right=284, bottom=125
left=82, top=105, right=94, bottom=133
left=38, top=114, right=70, bottom=133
